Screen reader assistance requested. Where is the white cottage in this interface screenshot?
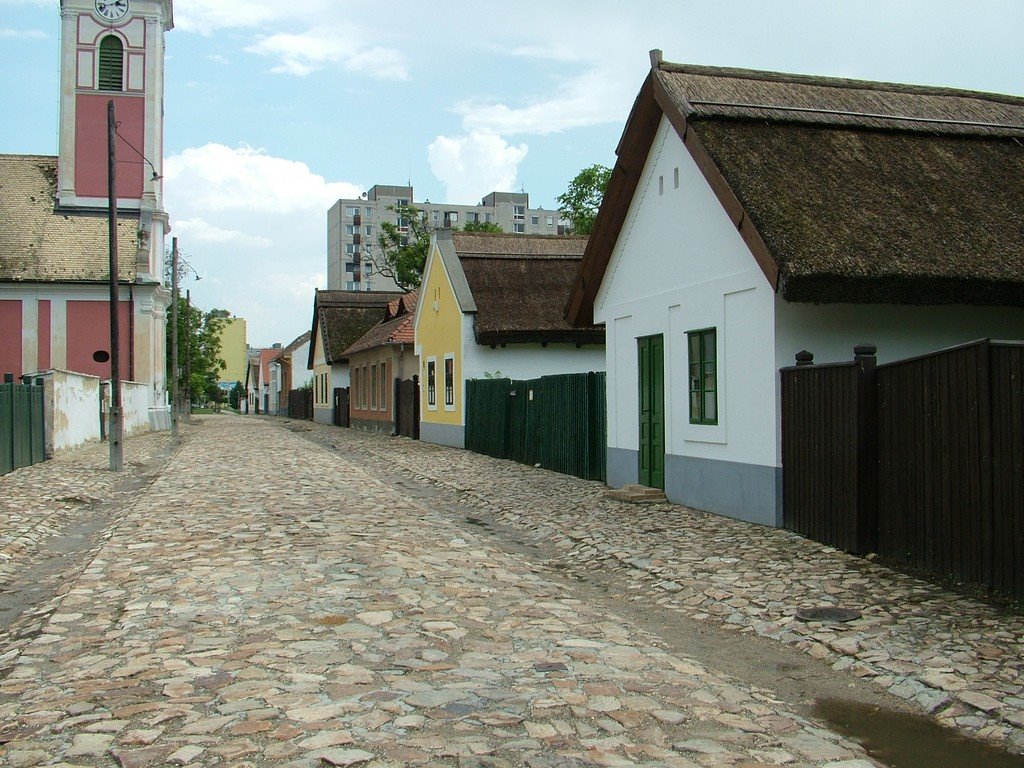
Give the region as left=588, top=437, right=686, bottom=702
left=567, top=52, right=1024, bottom=527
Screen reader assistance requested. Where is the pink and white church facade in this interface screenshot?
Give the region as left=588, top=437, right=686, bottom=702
left=0, top=0, right=173, bottom=413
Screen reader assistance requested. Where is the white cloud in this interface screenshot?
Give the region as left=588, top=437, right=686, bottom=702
left=164, top=143, right=359, bottom=347
left=0, top=28, right=46, bottom=39
left=454, top=67, right=635, bottom=136
left=246, top=28, right=408, bottom=80
left=172, top=0, right=293, bottom=34
left=428, top=131, right=528, bottom=203
left=172, top=218, right=272, bottom=248
left=164, top=143, right=360, bottom=214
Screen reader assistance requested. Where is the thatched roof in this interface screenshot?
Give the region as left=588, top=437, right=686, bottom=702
left=0, top=154, right=140, bottom=283
left=449, top=232, right=604, bottom=345
left=307, top=289, right=404, bottom=368
left=342, top=291, right=418, bottom=357
left=567, top=55, right=1024, bottom=324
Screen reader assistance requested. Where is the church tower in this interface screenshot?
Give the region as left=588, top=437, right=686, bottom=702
left=57, top=0, right=172, bottom=288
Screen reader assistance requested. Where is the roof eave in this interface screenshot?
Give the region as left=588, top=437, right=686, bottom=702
left=565, top=65, right=782, bottom=328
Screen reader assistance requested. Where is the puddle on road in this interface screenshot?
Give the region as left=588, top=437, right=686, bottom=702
left=815, top=698, right=1024, bottom=767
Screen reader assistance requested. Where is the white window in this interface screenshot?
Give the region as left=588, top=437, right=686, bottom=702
left=345, top=225, right=356, bottom=235
left=426, top=358, right=437, bottom=409
left=365, top=225, right=373, bottom=236
left=432, top=211, right=439, bottom=223
left=513, top=222, right=524, bottom=234
left=444, top=354, right=455, bottom=410
left=531, top=215, right=539, bottom=225
left=546, top=215, right=554, bottom=226
left=513, top=205, right=525, bottom=221
left=365, top=207, right=372, bottom=217
left=346, top=206, right=360, bottom=217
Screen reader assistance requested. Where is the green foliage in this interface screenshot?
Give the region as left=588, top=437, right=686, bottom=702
left=166, top=298, right=228, bottom=403
left=462, top=220, right=504, bottom=233
left=556, top=163, right=612, bottom=235
left=228, top=381, right=244, bottom=409
left=369, top=204, right=433, bottom=291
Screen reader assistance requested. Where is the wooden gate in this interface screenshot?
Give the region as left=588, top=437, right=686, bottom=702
left=1, top=374, right=46, bottom=475
left=465, top=372, right=606, bottom=482
left=287, top=388, right=313, bottom=420
left=781, top=340, right=1024, bottom=600
left=332, top=387, right=350, bottom=427
left=395, top=376, right=419, bottom=439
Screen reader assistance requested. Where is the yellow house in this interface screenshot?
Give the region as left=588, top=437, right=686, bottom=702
left=216, top=317, right=248, bottom=385
left=414, top=230, right=605, bottom=448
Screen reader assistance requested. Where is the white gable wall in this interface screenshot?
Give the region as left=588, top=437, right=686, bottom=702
left=595, top=115, right=779, bottom=525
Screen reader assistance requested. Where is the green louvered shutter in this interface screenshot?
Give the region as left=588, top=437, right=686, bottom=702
left=98, top=36, right=124, bottom=91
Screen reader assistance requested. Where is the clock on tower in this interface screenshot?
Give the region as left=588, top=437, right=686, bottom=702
left=57, top=0, right=172, bottom=214
left=94, top=0, right=130, bottom=22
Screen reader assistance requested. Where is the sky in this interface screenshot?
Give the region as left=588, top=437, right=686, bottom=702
left=1, top=0, right=1022, bottom=347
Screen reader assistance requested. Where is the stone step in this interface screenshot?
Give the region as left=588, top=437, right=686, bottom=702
left=607, top=484, right=667, bottom=503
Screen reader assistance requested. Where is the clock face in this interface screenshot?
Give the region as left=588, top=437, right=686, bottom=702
left=95, top=0, right=129, bottom=22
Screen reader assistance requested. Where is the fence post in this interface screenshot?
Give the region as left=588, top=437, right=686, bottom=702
left=795, top=350, right=814, bottom=366
left=854, top=344, right=878, bottom=554
left=2, top=374, right=12, bottom=475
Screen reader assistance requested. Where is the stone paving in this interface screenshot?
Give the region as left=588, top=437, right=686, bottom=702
left=0, top=417, right=886, bottom=767
left=297, top=418, right=1024, bottom=754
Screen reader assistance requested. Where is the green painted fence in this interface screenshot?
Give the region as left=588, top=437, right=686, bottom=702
left=1, top=375, right=46, bottom=476
left=466, top=372, right=606, bottom=481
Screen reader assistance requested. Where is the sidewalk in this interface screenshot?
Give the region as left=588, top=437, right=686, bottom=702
left=305, top=418, right=1024, bottom=754
left=0, top=416, right=884, bottom=767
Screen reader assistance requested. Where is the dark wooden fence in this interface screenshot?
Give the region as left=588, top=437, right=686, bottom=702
left=287, top=388, right=313, bottom=420
left=1, top=374, right=46, bottom=475
left=781, top=340, right=1024, bottom=599
left=395, top=376, right=419, bottom=439
left=332, top=387, right=349, bottom=427
left=466, top=372, right=606, bottom=482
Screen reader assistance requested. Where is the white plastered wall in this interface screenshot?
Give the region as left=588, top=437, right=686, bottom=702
left=594, top=115, right=777, bottom=468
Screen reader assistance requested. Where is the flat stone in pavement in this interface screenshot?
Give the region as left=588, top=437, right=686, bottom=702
left=304, top=417, right=1024, bottom=754
left=0, top=417, right=882, bottom=767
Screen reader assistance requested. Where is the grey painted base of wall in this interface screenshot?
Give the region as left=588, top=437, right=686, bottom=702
left=607, top=448, right=781, bottom=528
left=421, top=422, right=464, bottom=449
left=607, top=447, right=639, bottom=489
left=351, top=418, right=394, bottom=435
left=313, top=407, right=333, bottom=425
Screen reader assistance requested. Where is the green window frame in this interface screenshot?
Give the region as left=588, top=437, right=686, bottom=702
left=98, top=35, right=124, bottom=92
left=687, top=328, right=718, bottom=425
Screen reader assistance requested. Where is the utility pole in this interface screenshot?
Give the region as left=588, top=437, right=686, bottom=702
left=170, top=237, right=179, bottom=438
left=184, top=288, right=192, bottom=422
left=107, top=100, right=123, bottom=472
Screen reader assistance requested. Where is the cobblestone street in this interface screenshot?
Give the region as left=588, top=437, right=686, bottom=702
left=0, top=416, right=1022, bottom=767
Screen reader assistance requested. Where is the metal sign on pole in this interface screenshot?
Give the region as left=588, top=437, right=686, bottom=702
left=171, top=237, right=179, bottom=438
left=107, top=100, right=123, bottom=472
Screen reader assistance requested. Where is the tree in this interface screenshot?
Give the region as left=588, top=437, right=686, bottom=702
left=366, top=204, right=433, bottom=291
left=556, top=163, right=612, bottom=235
left=228, top=381, right=244, bottom=410
left=166, top=299, right=228, bottom=405
left=462, top=220, right=503, bottom=233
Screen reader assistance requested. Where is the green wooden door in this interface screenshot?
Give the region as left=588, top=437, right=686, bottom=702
left=638, top=334, right=665, bottom=489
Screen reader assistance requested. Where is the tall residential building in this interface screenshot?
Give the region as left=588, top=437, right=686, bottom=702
left=216, top=317, right=248, bottom=387
left=327, top=185, right=563, bottom=292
